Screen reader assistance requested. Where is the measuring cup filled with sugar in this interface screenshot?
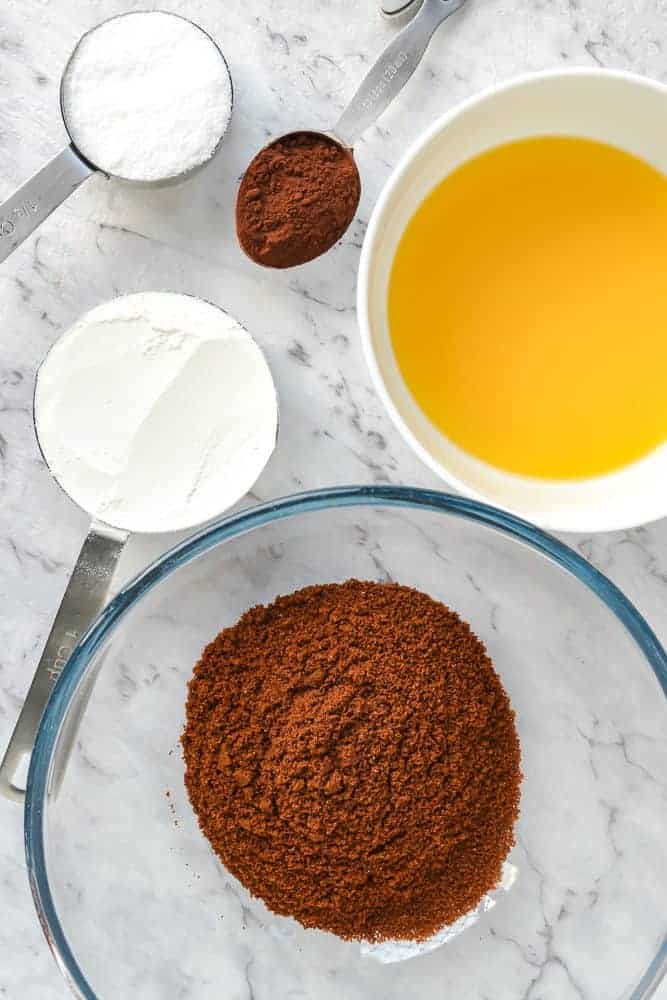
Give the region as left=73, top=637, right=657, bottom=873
left=0, top=293, right=278, bottom=801
left=0, top=10, right=233, bottom=264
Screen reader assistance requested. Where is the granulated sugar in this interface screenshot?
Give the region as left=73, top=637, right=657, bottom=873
left=61, top=11, right=232, bottom=181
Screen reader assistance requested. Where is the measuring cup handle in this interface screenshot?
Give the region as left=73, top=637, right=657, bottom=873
left=0, top=145, right=94, bottom=265
left=333, top=0, right=465, bottom=149
left=0, top=524, right=126, bottom=802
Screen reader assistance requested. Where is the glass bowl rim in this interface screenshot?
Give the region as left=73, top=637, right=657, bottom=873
left=23, top=485, right=667, bottom=1000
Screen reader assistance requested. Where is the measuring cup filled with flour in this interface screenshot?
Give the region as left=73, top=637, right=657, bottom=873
left=0, top=10, right=233, bottom=263
left=0, top=293, right=278, bottom=801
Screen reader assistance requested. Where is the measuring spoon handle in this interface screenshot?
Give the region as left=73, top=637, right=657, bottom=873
left=0, top=523, right=126, bottom=802
left=334, top=0, right=465, bottom=149
left=0, top=145, right=94, bottom=265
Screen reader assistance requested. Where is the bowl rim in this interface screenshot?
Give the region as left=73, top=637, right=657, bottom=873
left=24, top=485, right=667, bottom=999
left=357, top=67, right=667, bottom=534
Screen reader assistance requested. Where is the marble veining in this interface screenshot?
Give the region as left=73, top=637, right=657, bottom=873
left=0, top=0, right=666, bottom=997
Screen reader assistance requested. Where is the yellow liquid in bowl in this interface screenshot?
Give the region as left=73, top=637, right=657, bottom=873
left=388, top=137, right=667, bottom=480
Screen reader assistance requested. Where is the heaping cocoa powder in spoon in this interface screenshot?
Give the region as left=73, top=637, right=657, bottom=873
left=236, top=132, right=361, bottom=268
left=182, top=580, right=521, bottom=942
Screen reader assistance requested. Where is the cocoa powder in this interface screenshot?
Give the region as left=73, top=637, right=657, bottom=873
left=182, top=580, right=521, bottom=942
left=236, top=132, right=361, bottom=268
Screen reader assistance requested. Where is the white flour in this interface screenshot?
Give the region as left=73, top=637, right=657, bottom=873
left=61, top=12, right=232, bottom=181
left=34, top=293, right=277, bottom=534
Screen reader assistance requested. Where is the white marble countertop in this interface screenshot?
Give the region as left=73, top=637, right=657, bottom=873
left=0, top=0, right=666, bottom=996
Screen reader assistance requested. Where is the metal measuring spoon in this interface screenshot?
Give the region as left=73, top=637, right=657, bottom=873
left=0, top=11, right=233, bottom=265
left=381, top=0, right=425, bottom=20
left=0, top=293, right=278, bottom=802
left=237, top=0, right=465, bottom=268
left=334, top=0, right=465, bottom=149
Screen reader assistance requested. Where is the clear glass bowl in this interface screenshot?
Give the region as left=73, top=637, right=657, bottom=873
left=25, top=487, right=667, bottom=999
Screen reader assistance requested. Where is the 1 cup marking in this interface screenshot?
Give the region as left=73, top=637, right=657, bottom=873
left=46, top=629, right=79, bottom=684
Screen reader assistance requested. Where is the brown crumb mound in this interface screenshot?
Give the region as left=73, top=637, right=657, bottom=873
left=182, top=580, right=521, bottom=942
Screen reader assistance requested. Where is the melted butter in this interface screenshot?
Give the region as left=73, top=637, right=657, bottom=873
left=389, top=137, right=667, bottom=479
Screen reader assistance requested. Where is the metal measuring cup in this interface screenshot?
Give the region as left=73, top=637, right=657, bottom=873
left=0, top=11, right=233, bottom=265
left=0, top=293, right=278, bottom=802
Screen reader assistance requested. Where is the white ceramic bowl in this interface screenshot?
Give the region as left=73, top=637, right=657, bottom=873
left=358, top=69, right=667, bottom=533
